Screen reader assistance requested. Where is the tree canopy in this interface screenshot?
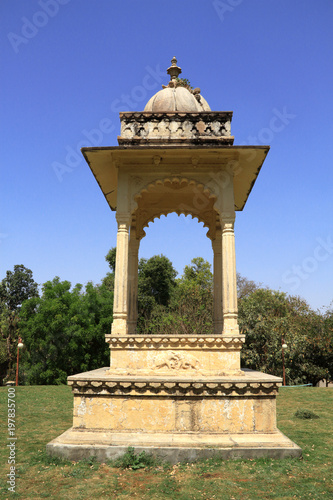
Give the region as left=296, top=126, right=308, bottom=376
left=19, top=278, right=112, bottom=384
left=105, top=247, right=117, bottom=273
left=0, top=264, right=38, bottom=312
left=0, top=265, right=39, bottom=383
left=138, top=254, right=177, bottom=307
left=181, top=257, right=213, bottom=291
left=239, top=289, right=332, bottom=386
left=1, top=253, right=332, bottom=387
left=137, top=256, right=213, bottom=336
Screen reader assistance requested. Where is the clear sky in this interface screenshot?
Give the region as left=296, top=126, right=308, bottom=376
left=1, top=0, right=332, bottom=312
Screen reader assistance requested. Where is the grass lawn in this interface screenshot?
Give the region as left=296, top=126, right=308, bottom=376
left=0, top=385, right=332, bottom=499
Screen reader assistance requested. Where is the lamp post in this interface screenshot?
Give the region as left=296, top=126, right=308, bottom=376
left=15, top=337, right=24, bottom=386
left=281, top=338, right=287, bottom=386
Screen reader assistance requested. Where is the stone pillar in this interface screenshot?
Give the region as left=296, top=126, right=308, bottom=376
left=221, top=214, right=239, bottom=336
left=111, top=214, right=130, bottom=336
left=212, top=229, right=223, bottom=334
left=127, top=232, right=140, bottom=335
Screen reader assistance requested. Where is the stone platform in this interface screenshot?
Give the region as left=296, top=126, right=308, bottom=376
left=47, top=429, right=301, bottom=464
left=46, top=365, right=301, bottom=463
left=47, top=59, right=302, bottom=464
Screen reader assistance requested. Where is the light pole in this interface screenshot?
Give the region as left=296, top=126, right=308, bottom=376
left=281, top=338, right=287, bottom=386
left=15, top=337, right=24, bottom=386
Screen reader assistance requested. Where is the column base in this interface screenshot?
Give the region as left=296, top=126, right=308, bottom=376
left=110, top=318, right=128, bottom=336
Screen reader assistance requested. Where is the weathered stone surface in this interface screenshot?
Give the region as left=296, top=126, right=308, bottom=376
left=47, top=58, right=299, bottom=462
left=106, top=334, right=245, bottom=348
left=144, top=86, right=211, bottom=113
left=47, top=430, right=302, bottom=464
left=118, top=111, right=233, bottom=146
left=104, top=334, right=245, bottom=376
left=67, top=368, right=281, bottom=398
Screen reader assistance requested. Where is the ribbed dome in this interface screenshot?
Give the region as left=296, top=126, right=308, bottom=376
left=144, top=86, right=211, bottom=112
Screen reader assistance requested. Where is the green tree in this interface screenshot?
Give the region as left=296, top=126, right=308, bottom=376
left=239, top=288, right=328, bottom=385
left=0, top=264, right=38, bottom=311
left=137, top=256, right=214, bottom=336
left=237, top=273, right=259, bottom=300
left=0, top=265, right=39, bottom=383
left=182, top=257, right=213, bottom=291
left=19, top=278, right=112, bottom=385
left=137, top=254, right=177, bottom=333
left=0, top=308, right=19, bottom=383
left=102, top=247, right=117, bottom=292
left=322, top=308, right=333, bottom=384
left=302, top=308, right=333, bottom=386
left=105, top=247, right=117, bottom=273
left=171, top=257, right=213, bottom=335
left=138, top=254, right=177, bottom=307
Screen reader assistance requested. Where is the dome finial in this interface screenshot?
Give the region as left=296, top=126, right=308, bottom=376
left=167, top=56, right=182, bottom=81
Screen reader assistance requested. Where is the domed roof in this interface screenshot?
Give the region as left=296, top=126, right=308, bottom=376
left=144, top=57, right=211, bottom=113
left=144, top=86, right=211, bottom=112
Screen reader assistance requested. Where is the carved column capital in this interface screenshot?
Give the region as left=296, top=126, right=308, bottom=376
left=116, top=213, right=131, bottom=227
left=220, top=212, right=235, bottom=227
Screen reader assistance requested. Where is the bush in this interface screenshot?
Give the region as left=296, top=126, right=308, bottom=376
left=112, top=447, right=160, bottom=470
left=294, top=408, right=320, bottom=420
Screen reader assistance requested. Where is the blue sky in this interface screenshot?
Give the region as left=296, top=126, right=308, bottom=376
left=1, top=0, right=332, bottom=312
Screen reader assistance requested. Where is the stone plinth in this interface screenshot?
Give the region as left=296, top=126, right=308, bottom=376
left=47, top=366, right=301, bottom=463
left=105, top=334, right=245, bottom=376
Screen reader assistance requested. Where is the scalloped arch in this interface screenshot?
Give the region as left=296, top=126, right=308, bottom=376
left=142, top=211, right=210, bottom=233
left=133, top=177, right=219, bottom=240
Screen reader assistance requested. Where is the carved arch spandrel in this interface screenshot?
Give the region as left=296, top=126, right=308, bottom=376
left=130, top=177, right=220, bottom=240
left=132, top=176, right=218, bottom=202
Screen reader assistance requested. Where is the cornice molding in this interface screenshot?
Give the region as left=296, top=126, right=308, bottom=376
left=105, top=335, right=246, bottom=350
left=68, top=378, right=280, bottom=397
left=119, top=111, right=233, bottom=121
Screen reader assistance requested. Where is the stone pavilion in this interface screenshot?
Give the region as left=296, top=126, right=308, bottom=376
left=47, top=58, right=301, bottom=462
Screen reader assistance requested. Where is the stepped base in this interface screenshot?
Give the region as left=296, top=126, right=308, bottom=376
left=46, top=366, right=301, bottom=463
left=47, top=429, right=301, bottom=463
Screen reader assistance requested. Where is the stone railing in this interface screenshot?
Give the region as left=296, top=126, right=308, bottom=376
left=118, top=111, right=234, bottom=146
